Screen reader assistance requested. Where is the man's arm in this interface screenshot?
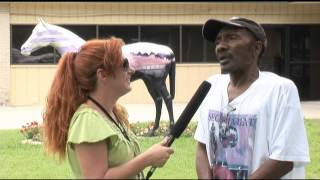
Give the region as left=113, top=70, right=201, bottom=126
left=196, top=142, right=213, bottom=179
left=249, top=159, right=293, bottom=179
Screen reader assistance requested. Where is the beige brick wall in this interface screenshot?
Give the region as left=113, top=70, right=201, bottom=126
left=0, top=3, right=10, bottom=106
left=8, top=2, right=320, bottom=24
left=3, top=2, right=320, bottom=106
left=10, top=64, right=221, bottom=106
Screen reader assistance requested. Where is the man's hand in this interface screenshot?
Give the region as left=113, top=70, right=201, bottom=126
left=249, top=159, right=293, bottom=179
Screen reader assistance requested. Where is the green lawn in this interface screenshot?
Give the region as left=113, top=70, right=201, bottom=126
left=0, top=119, right=319, bottom=179
left=305, top=120, right=320, bottom=179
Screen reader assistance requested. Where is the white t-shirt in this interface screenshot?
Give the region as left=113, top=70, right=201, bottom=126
left=194, top=71, right=310, bottom=179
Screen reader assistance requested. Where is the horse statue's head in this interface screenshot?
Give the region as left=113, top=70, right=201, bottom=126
left=21, top=18, right=85, bottom=56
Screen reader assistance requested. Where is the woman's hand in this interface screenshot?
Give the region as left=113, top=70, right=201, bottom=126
left=144, top=137, right=174, bottom=167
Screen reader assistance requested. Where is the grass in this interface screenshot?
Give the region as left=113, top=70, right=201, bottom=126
left=0, top=120, right=319, bottom=179
left=0, top=130, right=71, bottom=178
left=305, top=119, right=320, bottom=179
left=140, top=136, right=197, bottom=179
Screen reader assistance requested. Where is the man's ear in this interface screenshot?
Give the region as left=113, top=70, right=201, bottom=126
left=254, top=41, right=263, bottom=58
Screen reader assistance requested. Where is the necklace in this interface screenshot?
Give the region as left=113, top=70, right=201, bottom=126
left=88, top=96, right=144, bottom=179
left=88, top=96, right=130, bottom=142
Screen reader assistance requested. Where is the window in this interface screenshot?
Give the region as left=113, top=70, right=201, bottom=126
left=290, top=26, right=310, bottom=62
left=140, top=26, right=180, bottom=62
left=288, top=25, right=320, bottom=100
left=11, top=24, right=217, bottom=64
left=99, top=25, right=139, bottom=44
left=61, top=25, right=96, bottom=41
left=11, top=25, right=57, bottom=64
left=182, top=26, right=216, bottom=63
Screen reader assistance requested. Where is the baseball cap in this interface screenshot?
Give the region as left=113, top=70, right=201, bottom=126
left=202, top=17, right=267, bottom=52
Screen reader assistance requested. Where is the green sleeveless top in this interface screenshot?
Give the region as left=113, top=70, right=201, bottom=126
left=66, top=104, right=143, bottom=179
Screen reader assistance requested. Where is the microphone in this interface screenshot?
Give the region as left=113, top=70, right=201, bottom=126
left=145, top=81, right=212, bottom=179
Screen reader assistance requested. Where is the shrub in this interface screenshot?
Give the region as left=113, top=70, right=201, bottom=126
left=20, top=121, right=43, bottom=142
left=130, top=121, right=197, bottom=137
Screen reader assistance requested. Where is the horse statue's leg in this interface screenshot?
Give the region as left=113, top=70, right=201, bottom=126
left=167, top=60, right=176, bottom=130
left=160, top=82, right=174, bottom=132
left=143, top=79, right=163, bottom=137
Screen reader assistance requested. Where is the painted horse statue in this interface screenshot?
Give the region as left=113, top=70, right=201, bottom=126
left=21, top=18, right=176, bottom=136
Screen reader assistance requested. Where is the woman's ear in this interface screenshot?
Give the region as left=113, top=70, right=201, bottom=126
left=96, top=68, right=108, bottom=81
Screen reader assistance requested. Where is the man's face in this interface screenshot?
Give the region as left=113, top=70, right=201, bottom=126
left=214, top=26, right=258, bottom=74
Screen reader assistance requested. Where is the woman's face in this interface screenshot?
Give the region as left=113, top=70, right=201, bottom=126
left=109, top=57, right=135, bottom=96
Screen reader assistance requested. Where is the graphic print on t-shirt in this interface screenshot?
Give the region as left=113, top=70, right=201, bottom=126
left=208, top=109, right=257, bottom=179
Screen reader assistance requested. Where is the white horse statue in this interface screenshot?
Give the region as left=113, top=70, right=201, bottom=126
left=21, top=19, right=85, bottom=56
left=21, top=18, right=176, bottom=136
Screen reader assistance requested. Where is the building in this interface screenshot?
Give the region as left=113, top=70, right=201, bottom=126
left=0, top=2, right=320, bottom=106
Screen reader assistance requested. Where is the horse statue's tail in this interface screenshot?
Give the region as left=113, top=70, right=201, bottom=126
left=169, top=58, right=176, bottom=100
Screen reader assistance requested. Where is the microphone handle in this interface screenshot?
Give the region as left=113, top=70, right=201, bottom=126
left=145, top=135, right=175, bottom=179
left=145, top=167, right=156, bottom=180
left=164, top=135, right=175, bottom=147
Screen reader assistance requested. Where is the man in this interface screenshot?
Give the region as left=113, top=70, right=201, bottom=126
left=194, top=17, right=310, bottom=179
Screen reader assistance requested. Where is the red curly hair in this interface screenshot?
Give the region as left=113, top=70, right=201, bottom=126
left=43, top=37, right=129, bottom=160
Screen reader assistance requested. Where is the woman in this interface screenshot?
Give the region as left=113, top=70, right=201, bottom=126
left=43, top=37, right=174, bottom=179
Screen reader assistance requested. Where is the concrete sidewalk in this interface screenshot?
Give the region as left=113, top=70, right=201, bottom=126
left=0, top=101, right=319, bottom=129
left=0, top=103, right=188, bottom=129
